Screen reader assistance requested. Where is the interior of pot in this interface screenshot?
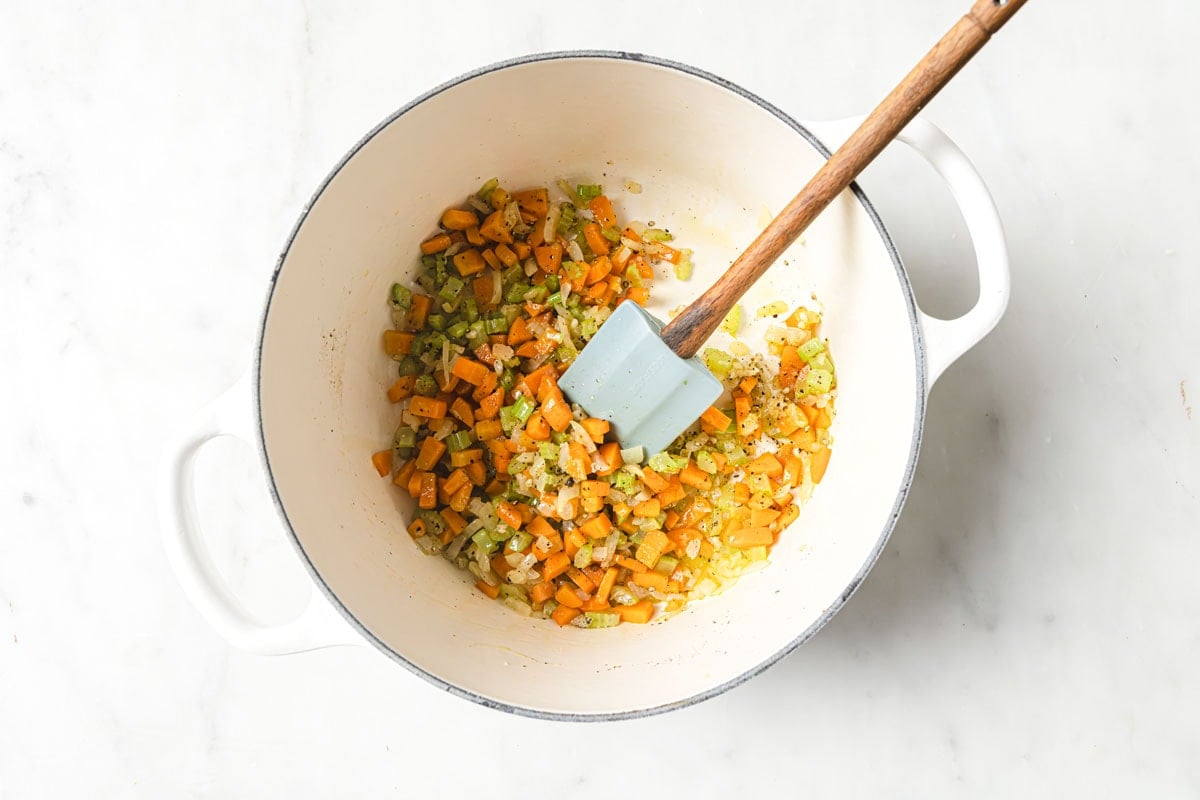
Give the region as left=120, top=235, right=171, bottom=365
left=258, top=54, right=922, bottom=717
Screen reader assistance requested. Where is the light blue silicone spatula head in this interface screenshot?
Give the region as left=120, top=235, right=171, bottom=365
left=559, top=301, right=722, bottom=458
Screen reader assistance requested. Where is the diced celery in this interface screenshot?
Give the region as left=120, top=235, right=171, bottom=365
left=392, top=425, right=416, bottom=449
left=446, top=430, right=474, bottom=452
left=799, top=337, right=825, bottom=362
left=545, top=292, right=562, bottom=306
left=446, top=320, right=469, bottom=340
left=648, top=452, right=686, bottom=474
left=397, top=356, right=423, bottom=377
left=562, top=260, right=587, bottom=282
left=499, top=369, right=516, bottom=390
left=525, top=285, right=549, bottom=304
left=612, top=469, right=639, bottom=494
left=575, top=183, right=602, bottom=201
left=512, top=395, right=535, bottom=423
left=806, top=369, right=834, bottom=395
left=584, top=611, right=620, bottom=628
left=702, top=347, right=734, bottom=380
left=471, top=531, right=498, bottom=555
left=439, top=275, right=465, bottom=301
left=673, top=250, right=693, bottom=281
left=390, top=283, right=413, bottom=309
left=556, top=203, right=576, bottom=234
left=624, top=264, right=642, bottom=288
left=467, top=320, right=487, bottom=341
left=491, top=523, right=515, bottom=541
left=483, top=314, right=508, bottom=335
left=654, top=555, right=679, bottom=575
left=413, top=374, right=437, bottom=396
left=601, top=226, right=621, bottom=242
left=549, top=431, right=569, bottom=445
left=695, top=450, right=718, bottom=474
left=427, top=313, right=446, bottom=331
left=505, top=282, right=531, bottom=303
left=573, top=542, right=593, bottom=568
left=544, top=274, right=560, bottom=292
left=476, top=177, right=499, bottom=199
left=506, top=531, right=533, bottom=553
left=720, top=304, right=741, bottom=336
left=463, top=297, right=479, bottom=322
left=555, top=346, right=576, bottom=364
left=538, top=442, right=559, bottom=462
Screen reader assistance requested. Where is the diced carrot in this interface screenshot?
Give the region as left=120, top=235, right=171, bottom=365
left=733, top=391, right=752, bottom=432
left=623, top=286, right=650, bottom=307
left=371, top=449, right=392, bottom=477
left=565, top=568, right=594, bottom=595
left=543, top=552, right=571, bottom=581
left=610, top=244, right=633, bottom=269
left=512, top=240, right=531, bottom=259
left=477, top=388, right=504, bottom=420
left=449, top=448, right=483, bottom=468
left=594, top=441, right=622, bottom=477
left=636, top=529, right=668, bottom=568
left=439, top=508, right=468, bottom=536
left=512, top=188, right=549, bottom=217
left=551, top=604, right=580, bottom=626
left=383, top=330, right=414, bottom=357
left=409, top=396, right=447, bottom=419
left=441, top=208, right=478, bottom=231
left=507, top=316, right=532, bottom=347
left=522, top=364, right=556, bottom=397
left=678, top=461, right=712, bottom=491
left=534, top=241, right=562, bottom=272
left=583, top=223, right=610, bottom=256
left=464, top=226, right=485, bottom=247
left=449, top=482, right=473, bottom=512
left=527, top=516, right=556, bottom=541
left=632, top=571, right=668, bottom=591
left=415, top=436, right=446, bottom=470
left=588, top=195, right=617, bottom=228
left=727, top=527, right=774, bottom=548
left=392, top=458, right=416, bottom=489
left=617, top=599, right=654, bottom=624
left=655, top=478, right=687, bottom=508
left=802, top=404, right=821, bottom=427
left=633, top=498, right=661, bottom=518
left=474, top=419, right=502, bottom=441
left=595, top=567, right=618, bottom=604
left=530, top=581, right=556, bottom=605
left=520, top=410, right=547, bottom=441
left=452, top=249, right=486, bottom=277
left=496, top=501, right=524, bottom=531
left=515, top=337, right=556, bottom=359
left=616, top=555, right=647, bottom=573
left=476, top=579, right=500, bottom=599
left=578, top=513, right=613, bottom=540
left=494, top=243, right=518, bottom=267
left=418, top=472, right=438, bottom=509
left=633, top=256, right=654, bottom=280
left=784, top=455, right=804, bottom=487
left=816, top=407, right=833, bottom=429
left=585, top=255, right=613, bottom=286
left=484, top=476, right=508, bottom=497
left=447, top=397, right=474, bottom=428
left=387, top=375, right=415, bottom=403
left=579, top=480, right=610, bottom=500
left=420, top=233, right=452, bottom=254
left=406, top=294, right=432, bottom=330
left=580, top=596, right=611, bottom=612
left=580, top=417, right=609, bottom=443
left=640, top=467, right=669, bottom=493
left=555, top=584, right=584, bottom=609
left=490, top=555, right=512, bottom=582
left=540, top=396, right=573, bottom=433
left=746, top=453, right=784, bottom=477
left=407, top=518, right=427, bottom=540
left=699, top=406, right=732, bottom=433
left=479, top=210, right=512, bottom=244
left=750, top=508, right=781, bottom=527
left=656, top=244, right=682, bottom=264
left=811, top=446, right=831, bottom=483
left=449, top=356, right=490, bottom=386
left=733, top=481, right=750, bottom=504
left=663, top=509, right=681, bottom=530
left=739, top=375, right=758, bottom=394
left=440, top=469, right=468, bottom=498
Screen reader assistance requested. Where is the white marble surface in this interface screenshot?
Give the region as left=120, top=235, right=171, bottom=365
left=2, top=1, right=1198, bottom=796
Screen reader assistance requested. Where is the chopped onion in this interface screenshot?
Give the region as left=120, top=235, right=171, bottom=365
left=619, top=445, right=644, bottom=464
left=620, top=236, right=643, bottom=251
left=544, top=205, right=560, bottom=243
left=467, top=195, right=491, bottom=214
left=566, top=239, right=585, bottom=263
left=432, top=417, right=456, bottom=440
left=490, top=269, right=502, bottom=306
left=503, top=201, right=521, bottom=230
left=569, top=421, right=597, bottom=453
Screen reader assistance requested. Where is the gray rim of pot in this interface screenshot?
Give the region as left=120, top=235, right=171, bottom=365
left=254, top=49, right=926, bottom=722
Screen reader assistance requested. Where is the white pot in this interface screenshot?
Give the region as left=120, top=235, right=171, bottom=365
left=159, top=53, right=1008, bottom=719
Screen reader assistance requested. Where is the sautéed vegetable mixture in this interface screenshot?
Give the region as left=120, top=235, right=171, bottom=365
left=372, top=179, right=837, bottom=627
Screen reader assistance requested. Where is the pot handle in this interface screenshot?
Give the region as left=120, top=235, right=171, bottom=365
left=157, top=371, right=362, bottom=654
left=802, top=116, right=1010, bottom=388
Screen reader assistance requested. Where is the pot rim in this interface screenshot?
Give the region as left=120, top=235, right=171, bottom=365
left=253, top=49, right=927, bottom=721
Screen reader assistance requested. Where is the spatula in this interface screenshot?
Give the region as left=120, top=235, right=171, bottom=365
left=560, top=0, right=1027, bottom=456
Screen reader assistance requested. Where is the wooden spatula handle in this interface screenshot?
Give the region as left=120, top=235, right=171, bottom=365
left=659, top=0, right=1027, bottom=359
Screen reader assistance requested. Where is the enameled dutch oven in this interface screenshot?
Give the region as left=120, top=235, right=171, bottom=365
left=160, top=52, right=1008, bottom=720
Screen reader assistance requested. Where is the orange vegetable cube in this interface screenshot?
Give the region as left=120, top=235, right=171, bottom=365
left=441, top=208, right=478, bottom=231
left=534, top=242, right=563, bottom=273
left=383, top=330, right=415, bottom=356
left=555, top=584, right=584, bottom=609
left=633, top=498, right=661, bottom=518
left=512, top=188, right=549, bottom=217
left=409, top=396, right=447, bottom=419
left=746, top=453, right=784, bottom=477
left=370, top=449, right=392, bottom=477
left=543, top=552, right=572, bottom=581
left=475, top=579, right=500, bottom=600
left=551, top=604, right=580, bottom=626
left=617, top=599, right=654, bottom=624
left=588, top=195, right=617, bottom=228
left=631, top=571, right=668, bottom=591
left=418, top=472, right=438, bottom=509
left=386, top=375, right=415, bottom=403
left=420, top=233, right=452, bottom=254
left=583, top=223, right=610, bottom=256
left=452, top=249, right=486, bottom=277
left=414, top=436, right=446, bottom=470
